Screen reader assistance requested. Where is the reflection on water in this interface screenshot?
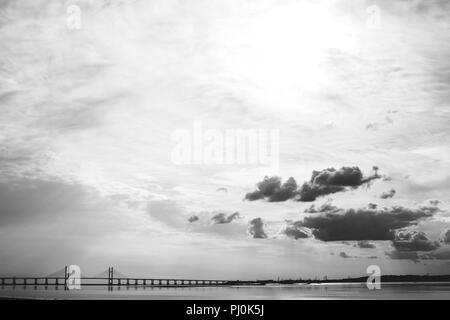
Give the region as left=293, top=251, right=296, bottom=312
left=1, top=283, right=450, bottom=300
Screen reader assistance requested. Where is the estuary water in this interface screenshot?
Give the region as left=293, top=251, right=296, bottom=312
left=1, top=282, right=450, bottom=299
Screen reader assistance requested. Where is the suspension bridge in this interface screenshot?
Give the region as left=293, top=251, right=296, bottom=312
left=0, top=266, right=245, bottom=290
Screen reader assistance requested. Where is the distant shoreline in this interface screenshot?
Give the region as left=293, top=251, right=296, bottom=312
left=241, top=275, right=450, bottom=286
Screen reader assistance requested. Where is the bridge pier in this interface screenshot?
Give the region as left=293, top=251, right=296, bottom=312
left=107, top=267, right=114, bottom=292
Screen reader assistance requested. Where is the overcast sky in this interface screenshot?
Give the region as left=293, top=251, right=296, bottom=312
left=0, top=0, right=450, bottom=279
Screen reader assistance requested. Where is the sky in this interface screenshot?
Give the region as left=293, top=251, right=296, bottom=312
left=0, top=0, right=449, bottom=280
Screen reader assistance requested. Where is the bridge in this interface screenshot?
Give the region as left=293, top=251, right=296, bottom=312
left=0, top=266, right=245, bottom=290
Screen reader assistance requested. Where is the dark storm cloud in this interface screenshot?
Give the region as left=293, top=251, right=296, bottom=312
left=310, top=166, right=364, bottom=186
left=188, top=215, right=199, bottom=223
left=248, top=218, right=267, bottom=239
left=245, top=166, right=381, bottom=202
left=300, top=206, right=433, bottom=241
left=355, top=241, right=376, bottom=249
left=244, top=176, right=297, bottom=202
left=380, top=189, right=396, bottom=199
left=284, top=221, right=309, bottom=240
left=385, top=230, right=442, bottom=262
left=392, top=230, right=440, bottom=252
left=296, top=182, right=345, bottom=202
left=211, top=212, right=240, bottom=224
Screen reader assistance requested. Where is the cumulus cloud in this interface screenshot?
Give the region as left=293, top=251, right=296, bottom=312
left=300, top=206, right=434, bottom=241
left=429, top=200, right=440, bottom=206
left=188, top=215, right=199, bottom=223
left=284, top=221, right=310, bottom=240
left=392, top=230, right=440, bottom=252
left=248, top=218, right=267, bottom=239
left=245, top=166, right=381, bottom=202
left=380, top=189, right=396, bottom=199
left=385, top=230, right=442, bottom=262
left=339, top=252, right=352, bottom=258
left=355, top=241, right=376, bottom=249
left=211, top=212, right=240, bottom=224
left=311, top=166, right=364, bottom=186
left=304, top=201, right=339, bottom=214
left=244, top=176, right=297, bottom=202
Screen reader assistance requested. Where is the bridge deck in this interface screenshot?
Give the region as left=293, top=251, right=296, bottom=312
left=0, top=277, right=239, bottom=287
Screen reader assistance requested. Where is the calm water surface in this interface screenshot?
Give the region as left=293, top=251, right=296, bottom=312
left=1, top=283, right=450, bottom=300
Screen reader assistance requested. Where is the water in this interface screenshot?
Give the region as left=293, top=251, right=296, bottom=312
left=1, top=283, right=450, bottom=299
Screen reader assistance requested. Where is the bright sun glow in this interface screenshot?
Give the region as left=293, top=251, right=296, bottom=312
left=226, top=4, right=358, bottom=103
